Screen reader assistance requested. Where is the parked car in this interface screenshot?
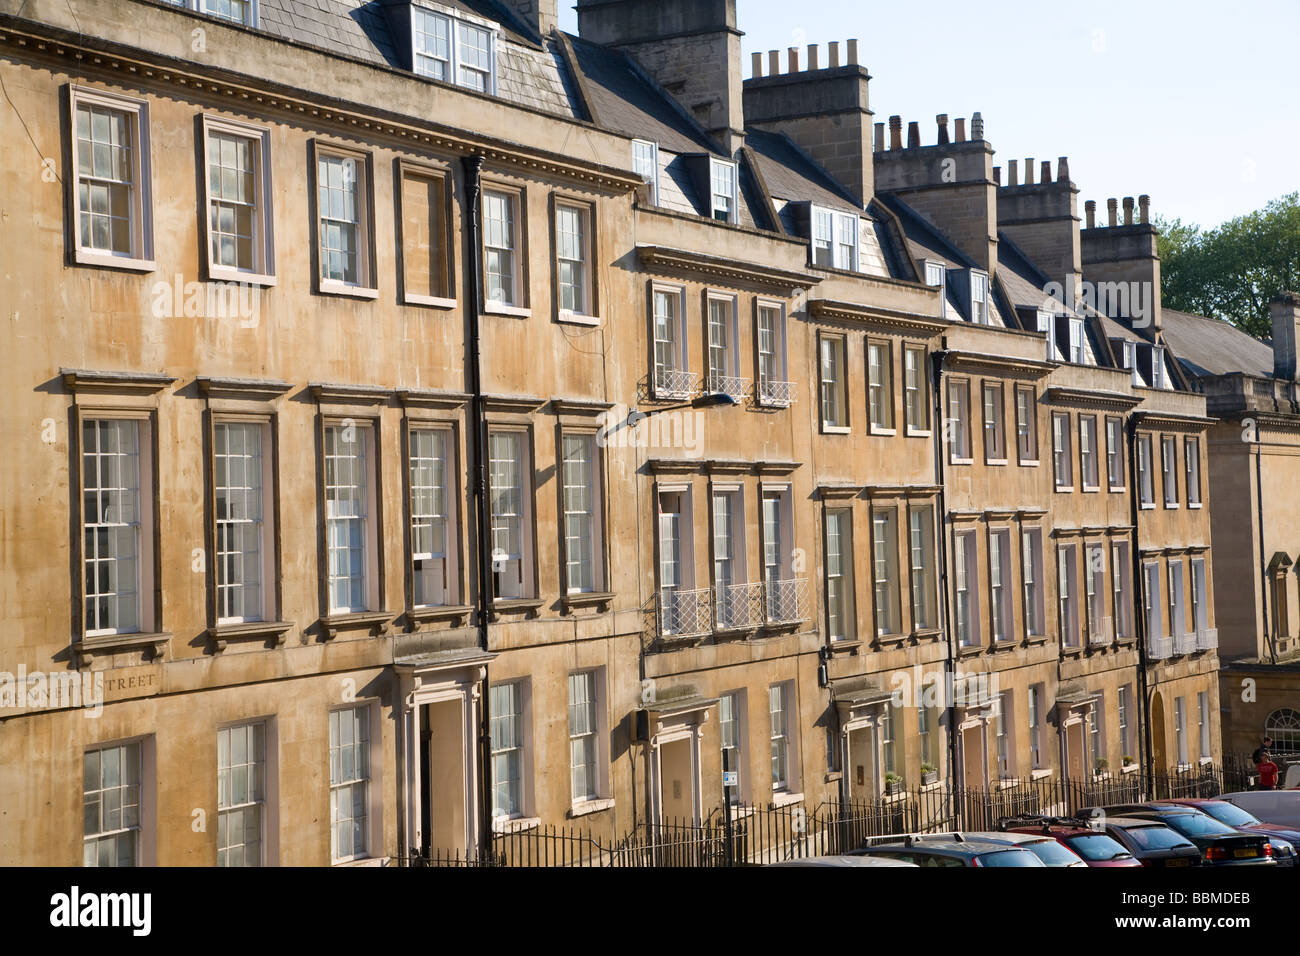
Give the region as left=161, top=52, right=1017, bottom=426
left=917, top=830, right=1087, bottom=867
left=850, top=833, right=1046, bottom=867
left=765, top=854, right=918, bottom=867
left=1219, top=790, right=1300, bottom=829
left=1080, top=803, right=1275, bottom=866
left=1165, top=798, right=1299, bottom=867
left=1087, top=815, right=1203, bottom=867
left=999, top=817, right=1143, bottom=867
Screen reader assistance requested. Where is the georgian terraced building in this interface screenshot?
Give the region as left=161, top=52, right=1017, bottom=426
left=0, top=0, right=1222, bottom=865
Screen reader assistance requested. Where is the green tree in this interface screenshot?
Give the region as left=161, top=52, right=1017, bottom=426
left=1155, top=193, right=1300, bottom=340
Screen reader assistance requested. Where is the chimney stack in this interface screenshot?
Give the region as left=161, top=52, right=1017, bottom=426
left=955, top=117, right=967, bottom=142
left=847, top=38, right=859, bottom=64
left=971, top=112, right=984, bottom=139
left=997, top=148, right=1083, bottom=298
left=1085, top=200, right=1096, bottom=229
left=808, top=44, right=819, bottom=70
left=768, top=49, right=780, bottom=74
left=936, top=114, right=950, bottom=145
left=1024, top=159, right=1034, bottom=185
left=1138, top=194, right=1150, bottom=224
left=907, top=121, right=921, bottom=148
left=1107, top=199, right=1118, bottom=227
left=1272, top=293, right=1300, bottom=382
left=889, top=115, right=902, bottom=150
left=1123, top=197, right=1134, bottom=226
left=504, top=0, right=558, bottom=36
left=1007, top=159, right=1019, bottom=186
left=828, top=41, right=840, bottom=67
left=751, top=51, right=764, bottom=78
left=1041, top=160, right=1052, bottom=185
left=1057, top=157, right=1070, bottom=182
left=874, top=122, right=885, bottom=152
left=577, top=0, right=746, bottom=152
left=788, top=47, right=800, bottom=72
left=1082, top=194, right=1164, bottom=334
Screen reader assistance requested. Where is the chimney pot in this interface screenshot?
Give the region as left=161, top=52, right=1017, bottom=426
left=788, top=47, right=800, bottom=72
left=1041, top=160, right=1052, bottom=184
left=1024, top=159, right=1035, bottom=185
left=1271, top=293, right=1300, bottom=382
left=907, top=121, right=921, bottom=148
left=847, top=38, right=859, bottom=64
left=828, top=41, right=840, bottom=68
left=808, top=44, right=819, bottom=70
left=1085, top=200, right=1096, bottom=229
left=1123, top=196, right=1135, bottom=226
left=1057, top=157, right=1069, bottom=182
left=1138, top=195, right=1151, bottom=224
left=936, top=114, right=950, bottom=145
left=889, top=115, right=902, bottom=150
left=1107, top=198, right=1118, bottom=227
left=874, top=122, right=885, bottom=152
left=1007, top=159, right=1019, bottom=187
left=993, top=166, right=1001, bottom=186
left=751, top=51, right=764, bottom=78
left=768, top=50, right=780, bottom=75
left=971, top=112, right=984, bottom=139
left=955, top=117, right=967, bottom=142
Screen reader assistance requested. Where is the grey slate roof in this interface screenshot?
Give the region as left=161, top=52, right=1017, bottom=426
left=744, top=128, right=860, bottom=213
left=1161, top=308, right=1276, bottom=379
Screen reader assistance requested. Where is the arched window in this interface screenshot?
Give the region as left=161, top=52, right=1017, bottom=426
left=1265, top=708, right=1300, bottom=754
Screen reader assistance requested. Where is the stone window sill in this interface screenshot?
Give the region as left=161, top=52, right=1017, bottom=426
left=567, top=798, right=615, bottom=819
left=208, top=620, right=293, bottom=652
left=769, top=790, right=803, bottom=810
left=79, top=630, right=171, bottom=664
left=407, top=605, right=473, bottom=627
left=321, top=611, right=392, bottom=639
left=492, top=815, right=541, bottom=835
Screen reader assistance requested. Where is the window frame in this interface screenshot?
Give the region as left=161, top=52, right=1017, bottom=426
left=705, top=290, right=744, bottom=398
left=1014, top=385, right=1038, bottom=464
left=811, top=206, right=859, bottom=270
left=1085, top=542, right=1107, bottom=643
left=216, top=718, right=274, bottom=867
left=947, top=378, right=973, bottom=464
left=1038, top=309, right=1059, bottom=362
left=769, top=681, right=798, bottom=794
left=201, top=114, right=275, bottom=285
left=867, top=338, right=896, bottom=434
left=650, top=282, right=692, bottom=400
left=982, top=382, right=1006, bottom=463
left=1058, top=543, right=1079, bottom=648
left=552, top=195, right=597, bottom=323
left=969, top=270, right=991, bottom=325
left=396, top=159, right=456, bottom=308
left=1161, top=435, right=1179, bottom=508
left=632, top=139, right=659, bottom=205
left=755, top=298, right=791, bottom=408
left=409, top=4, right=498, bottom=94
left=559, top=429, right=606, bottom=596
left=988, top=528, right=1012, bottom=643
left=320, top=418, right=382, bottom=616
left=871, top=506, right=901, bottom=638
left=490, top=679, right=533, bottom=824
left=68, top=85, right=156, bottom=271
left=481, top=182, right=528, bottom=315
left=953, top=530, right=981, bottom=647
left=1052, top=412, right=1074, bottom=490
left=312, top=141, right=378, bottom=298
left=1137, top=434, right=1155, bottom=507
left=908, top=505, right=938, bottom=632
left=406, top=420, right=461, bottom=610
left=1079, top=414, right=1099, bottom=491
left=719, top=689, right=748, bottom=806
left=328, top=702, right=379, bottom=865
left=709, top=157, right=739, bottom=224
left=210, top=415, right=277, bottom=626
left=568, top=668, right=609, bottom=807
left=1106, top=416, right=1125, bottom=491
left=1184, top=437, right=1202, bottom=508
left=487, top=426, right=538, bottom=602
left=1021, top=527, right=1045, bottom=638
left=903, top=345, right=930, bottom=435
left=1112, top=541, right=1133, bottom=641
left=819, top=333, right=850, bottom=433
left=823, top=506, right=856, bottom=643
left=83, top=736, right=153, bottom=867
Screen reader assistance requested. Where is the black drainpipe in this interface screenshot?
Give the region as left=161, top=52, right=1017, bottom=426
left=1127, top=414, right=1155, bottom=791
left=462, top=154, right=494, bottom=857
left=929, top=348, right=959, bottom=810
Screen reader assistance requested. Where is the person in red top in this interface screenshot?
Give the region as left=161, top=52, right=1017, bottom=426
left=1258, top=751, right=1280, bottom=790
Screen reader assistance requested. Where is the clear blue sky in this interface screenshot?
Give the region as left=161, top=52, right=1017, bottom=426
left=558, top=1, right=1299, bottom=230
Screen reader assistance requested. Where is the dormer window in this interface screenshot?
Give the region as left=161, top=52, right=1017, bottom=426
left=924, top=260, right=946, bottom=294
left=1038, top=309, right=1059, bottom=361
left=1121, top=341, right=1138, bottom=386
left=1068, top=317, right=1086, bottom=364
left=164, top=0, right=257, bottom=28
left=970, top=271, right=990, bottom=325
left=710, top=158, right=738, bottom=224
left=812, top=206, right=858, bottom=270
left=1152, top=345, right=1168, bottom=389
left=411, top=5, right=496, bottom=93
left=632, top=140, right=659, bottom=205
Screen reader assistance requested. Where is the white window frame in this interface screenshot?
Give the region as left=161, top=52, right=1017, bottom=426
left=1161, top=435, right=1179, bottom=508
left=824, top=507, right=855, bottom=642
left=409, top=424, right=459, bottom=608
left=651, top=283, right=692, bottom=399
left=632, top=139, right=659, bottom=205
left=867, top=339, right=895, bottom=433
left=1106, top=416, right=1125, bottom=490
left=1197, top=691, right=1211, bottom=760
left=69, top=86, right=155, bottom=271
left=217, top=719, right=270, bottom=867
left=323, top=421, right=380, bottom=615
left=947, top=379, right=972, bottom=463
left=989, top=528, right=1012, bottom=642
left=706, top=292, right=745, bottom=398
left=711, top=485, right=748, bottom=629
left=909, top=506, right=937, bottom=631
left=995, top=693, right=1015, bottom=778
left=1052, top=412, right=1073, bottom=490
left=1085, top=543, right=1107, bottom=642
left=315, top=144, right=377, bottom=296
left=1090, top=695, right=1106, bottom=770
left=1118, top=684, right=1132, bottom=761
left=201, top=115, right=275, bottom=284
left=213, top=418, right=275, bottom=625
left=555, top=199, right=595, bottom=321
left=488, top=428, right=536, bottom=601
left=710, top=158, right=739, bottom=224
left=1022, top=528, right=1045, bottom=638
left=329, top=703, right=377, bottom=864
left=1121, top=341, right=1140, bottom=387
left=1175, top=696, right=1188, bottom=767
left=982, top=382, right=1005, bottom=462
left=409, top=5, right=498, bottom=94
left=166, top=0, right=258, bottom=26
left=903, top=346, right=930, bottom=434
left=1068, top=317, right=1086, bottom=364
left=1184, top=437, right=1202, bottom=507
left=1038, top=309, right=1059, bottom=362
left=657, top=486, right=697, bottom=635
left=811, top=206, right=859, bottom=270
left=1029, top=684, right=1045, bottom=770
left=1168, top=558, right=1185, bottom=644
left=1191, top=557, right=1209, bottom=640
left=954, top=530, right=980, bottom=647
left=1138, top=434, right=1155, bottom=507
left=83, top=738, right=150, bottom=867
left=769, top=682, right=798, bottom=794
left=561, top=431, right=604, bottom=595
left=483, top=186, right=525, bottom=313
left=762, top=485, right=797, bottom=623
left=1112, top=541, right=1133, bottom=640
left=1144, top=561, right=1164, bottom=646
left=819, top=334, right=849, bottom=432
left=82, top=415, right=156, bottom=637
left=490, top=680, right=532, bottom=823
left=755, top=299, right=791, bottom=407
left=872, top=507, right=900, bottom=637
left=568, top=669, right=609, bottom=807
left=970, top=271, right=991, bottom=325
left=1015, top=386, right=1038, bottom=463
left=1152, top=346, right=1169, bottom=390
left=1058, top=543, right=1079, bottom=648
left=1080, top=415, right=1099, bottom=490
left=924, top=260, right=947, bottom=304
left=720, top=690, right=748, bottom=806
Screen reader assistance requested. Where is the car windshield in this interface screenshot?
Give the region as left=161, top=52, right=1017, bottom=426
left=1163, top=812, right=1235, bottom=838
left=1123, top=825, right=1195, bottom=850
left=1024, top=839, right=1084, bottom=866
left=1064, top=833, right=1132, bottom=861
left=977, top=849, right=1042, bottom=867
left=1199, top=802, right=1261, bottom=828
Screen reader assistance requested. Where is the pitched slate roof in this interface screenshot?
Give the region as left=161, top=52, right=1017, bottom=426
left=1161, top=308, right=1277, bottom=379
left=744, top=128, right=860, bottom=213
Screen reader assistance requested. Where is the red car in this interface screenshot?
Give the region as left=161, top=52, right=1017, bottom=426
left=1001, top=818, right=1143, bottom=867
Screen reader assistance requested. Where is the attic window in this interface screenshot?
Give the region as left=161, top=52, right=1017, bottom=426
left=632, top=140, right=659, bottom=205
left=710, top=159, right=738, bottom=224
left=1121, top=341, right=1138, bottom=386
left=164, top=0, right=257, bottom=27
left=412, top=5, right=496, bottom=94
left=1152, top=345, right=1168, bottom=389
left=813, top=206, right=858, bottom=271
left=1038, top=309, right=1060, bottom=362
left=970, top=271, right=990, bottom=325
left=1068, top=317, right=1086, bottom=364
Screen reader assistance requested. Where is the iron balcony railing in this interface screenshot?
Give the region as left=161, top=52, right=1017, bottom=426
left=1174, top=629, right=1199, bottom=656
left=1088, top=618, right=1112, bottom=646
left=757, top=379, right=796, bottom=408
left=707, top=372, right=750, bottom=404
left=657, top=587, right=713, bottom=639
left=653, top=367, right=699, bottom=401
left=764, top=577, right=810, bottom=625
left=714, top=581, right=765, bottom=631
left=1196, top=627, right=1218, bottom=651
left=1148, top=634, right=1174, bottom=660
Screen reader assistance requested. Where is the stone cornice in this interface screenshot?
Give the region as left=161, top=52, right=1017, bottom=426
left=636, top=245, right=821, bottom=294
left=943, top=350, right=1055, bottom=379
left=1133, top=410, right=1216, bottom=431
left=1045, top=386, right=1141, bottom=412
left=61, top=368, right=176, bottom=394
left=808, top=299, right=947, bottom=337
left=197, top=376, right=293, bottom=400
